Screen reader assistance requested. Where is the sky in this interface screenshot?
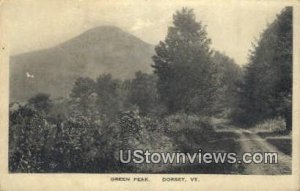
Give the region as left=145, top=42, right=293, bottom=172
left=0, top=0, right=288, bottom=65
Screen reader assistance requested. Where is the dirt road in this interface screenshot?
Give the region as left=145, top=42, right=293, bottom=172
left=238, top=130, right=291, bottom=174
left=214, top=126, right=292, bottom=175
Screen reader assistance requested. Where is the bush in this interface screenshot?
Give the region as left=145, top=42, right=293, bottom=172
left=253, top=117, right=286, bottom=132
left=9, top=105, right=52, bottom=172
left=115, top=110, right=178, bottom=172
left=164, top=114, right=211, bottom=133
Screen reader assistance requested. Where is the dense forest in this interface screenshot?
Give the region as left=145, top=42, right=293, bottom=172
left=9, top=7, right=292, bottom=173
left=233, top=7, right=292, bottom=131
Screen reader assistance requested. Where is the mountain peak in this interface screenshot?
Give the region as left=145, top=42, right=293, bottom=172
left=10, top=26, right=155, bottom=102
left=58, top=25, right=151, bottom=49
left=77, top=25, right=127, bottom=38
left=85, top=25, right=125, bottom=32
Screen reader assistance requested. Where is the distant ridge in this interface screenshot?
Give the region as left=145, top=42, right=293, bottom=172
left=10, top=26, right=155, bottom=102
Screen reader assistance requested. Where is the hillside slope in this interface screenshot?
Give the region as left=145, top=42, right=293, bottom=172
left=10, top=26, right=154, bottom=102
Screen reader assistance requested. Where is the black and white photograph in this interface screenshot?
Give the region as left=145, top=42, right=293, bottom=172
left=2, top=0, right=296, bottom=179
left=5, top=0, right=293, bottom=175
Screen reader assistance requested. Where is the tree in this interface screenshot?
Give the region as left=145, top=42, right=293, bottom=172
left=127, top=71, right=161, bottom=115
left=212, top=51, right=243, bottom=116
left=28, top=93, right=52, bottom=114
left=95, top=74, right=121, bottom=118
left=235, top=7, right=292, bottom=130
left=70, top=77, right=96, bottom=114
left=152, top=8, right=217, bottom=114
left=70, top=77, right=96, bottom=99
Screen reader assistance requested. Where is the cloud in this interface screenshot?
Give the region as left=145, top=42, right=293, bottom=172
left=130, top=18, right=154, bottom=31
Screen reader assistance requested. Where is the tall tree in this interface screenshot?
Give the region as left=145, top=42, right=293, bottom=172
left=212, top=51, right=243, bottom=116
left=70, top=77, right=96, bottom=115
left=95, top=74, right=121, bottom=118
left=152, top=8, right=217, bottom=114
left=236, top=7, right=292, bottom=130
left=127, top=71, right=160, bottom=115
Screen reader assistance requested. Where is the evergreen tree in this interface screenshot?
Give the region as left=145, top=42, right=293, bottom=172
left=127, top=71, right=160, bottom=115
left=70, top=77, right=96, bottom=114
left=95, top=74, right=121, bottom=118
left=212, top=51, right=243, bottom=116
left=152, top=8, right=217, bottom=114
left=236, top=7, right=292, bottom=130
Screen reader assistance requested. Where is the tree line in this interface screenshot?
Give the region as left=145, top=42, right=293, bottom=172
left=233, top=7, right=292, bottom=130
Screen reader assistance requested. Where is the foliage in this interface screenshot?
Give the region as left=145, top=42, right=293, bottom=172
left=28, top=93, right=52, bottom=114
left=152, top=8, right=218, bottom=114
left=164, top=113, right=211, bottom=133
left=212, top=51, right=243, bottom=116
left=9, top=7, right=292, bottom=174
left=116, top=110, right=178, bottom=172
left=234, top=7, right=292, bottom=130
left=9, top=105, right=51, bottom=172
left=95, top=74, right=122, bottom=119
left=70, top=77, right=96, bottom=114
left=127, top=71, right=165, bottom=115
left=253, top=117, right=286, bottom=132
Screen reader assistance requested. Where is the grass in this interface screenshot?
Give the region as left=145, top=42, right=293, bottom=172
left=257, top=131, right=290, bottom=139
left=166, top=127, right=242, bottom=174
left=266, top=138, right=292, bottom=156
left=253, top=117, right=286, bottom=132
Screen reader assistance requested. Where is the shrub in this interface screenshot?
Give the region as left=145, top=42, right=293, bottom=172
left=9, top=105, right=51, bottom=172
left=253, top=117, right=286, bottom=132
